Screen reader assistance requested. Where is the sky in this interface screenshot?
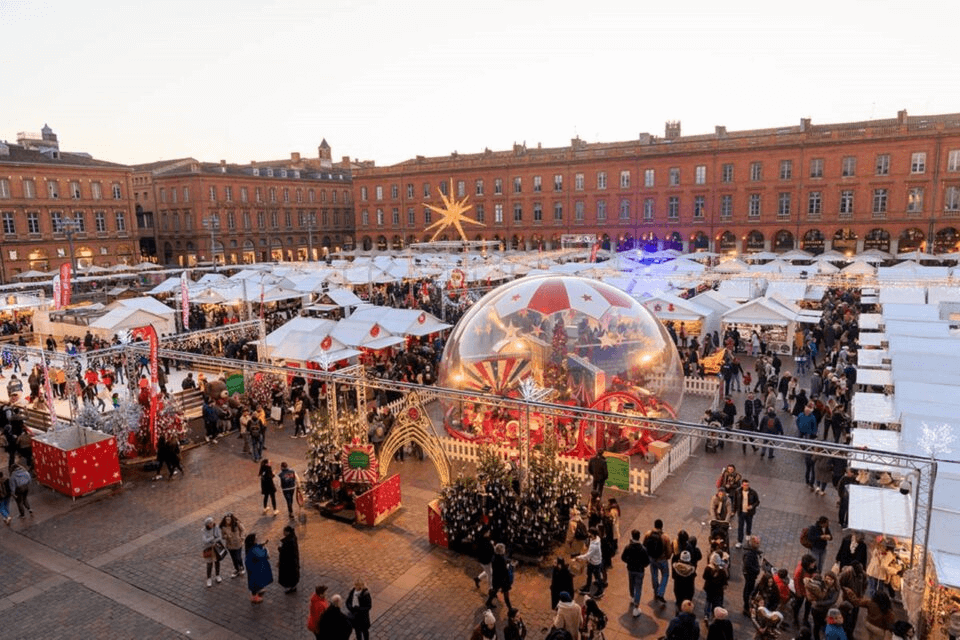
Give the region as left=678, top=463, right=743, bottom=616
left=2, top=0, right=958, bottom=168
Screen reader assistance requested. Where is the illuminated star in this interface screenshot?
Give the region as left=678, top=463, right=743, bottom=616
left=599, top=333, right=617, bottom=349
left=423, top=179, right=484, bottom=241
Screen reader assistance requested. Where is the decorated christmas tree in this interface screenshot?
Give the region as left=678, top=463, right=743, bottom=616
left=103, top=396, right=144, bottom=457
left=303, top=408, right=340, bottom=503
left=513, top=436, right=580, bottom=555
left=543, top=315, right=569, bottom=394
left=155, top=397, right=188, bottom=443
left=476, top=446, right=517, bottom=544
left=438, top=474, right=485, bottom=546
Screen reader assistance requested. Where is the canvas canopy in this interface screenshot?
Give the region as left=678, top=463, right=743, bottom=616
left=847, top=485, right=913, bottom=538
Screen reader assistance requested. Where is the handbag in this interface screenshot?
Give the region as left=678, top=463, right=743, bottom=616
left=270, top=406, right=282, bottom=422
left=214, top=541, right=228, bottom=561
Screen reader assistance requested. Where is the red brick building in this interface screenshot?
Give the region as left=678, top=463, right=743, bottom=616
left=352, top=111, right=960, bottom=256
left=0, top=125, right=142, bottom=281
left=134, top=141, right=355, bottom=267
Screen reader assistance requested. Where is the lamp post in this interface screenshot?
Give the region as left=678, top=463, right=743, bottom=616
left=60, top=216, right=81, bottom=273
left=202, top=215, right=220, bottom=271
left=306, top=212, right=316, bottom=261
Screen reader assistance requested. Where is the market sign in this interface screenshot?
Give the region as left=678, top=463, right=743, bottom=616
left=604, top=451, right=630, bottom=491
left=225, top=373, right=244, bottom=396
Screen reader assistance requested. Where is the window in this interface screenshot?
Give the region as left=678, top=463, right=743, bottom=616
left=494, top=178, right=503, bottom=195
left=2, top=212, right=14, bottom=234
left=23, top=179, right=35, bottom=199
left=945, top=186, right=960, bottom=211
left=295, top=189, right=303, bottom=204
left=749, top=194, right=761, bottom=218
left=949, top=150, right=960, bottom=172
left=73, top=211, right=85, bottom=232
left=911, top=152, right=927, bottom=174
left=308, top=189, right=315, bottom=203
left=209, top=186, right=217, bottom=201
left=27, top=212, right=40, bottom=234
left=360, top=209, right=369, bottom=226
left=392, top=208, right=400, bottom=225
left=778, top=192, right=792, bottom=217
left=456, top=181, right=465, bottom=197
left=70, top=181, right=81, bottom=199
left=374, top=185, right=383, bottom=201
left=597, top=200, right=607, bottom=221
left=597, top=172, right=607, bottom=189
left=643, top=198, right=654, bottom=221
left=423, top=182, right=432, bottom=197
left=669, top=168, right=680, bottom=186
left=513, top=177, right=522, bottom=193
left=241, top=187, right=249, bottom=203
left=842, top=156, right=856, bottom=177
left=48, top=180, right=59, bottom=199
left=907, top=187, right=924, bottom=213
left=406, top=184, right=414, bottom=199
left=376, top=209, right=383, bottom=226
left=475, top=180, right=484, bottom=196
left=553, top=202, right=563, bottom=221
left=269, top=188, right=277, bottom=203
left=228, top=211, right=236, bottom=229
left=90, top=182, right=101, bottom=200
left=750, top=162, right=762, bottom=181
left=695, top=165, right=706, bottom=185
left=574, top=173, right=583, bottom=191
left=779, top=160, right=793, bottom=180
left=183, top=187, right=189, bottom=202
left=875, top=154, right=890, bottom=176
left=840, top=190, right=854, bottom=215
left=0, top=179, right=9, bottom=198
left=808, top=192, right=822, bottom=215
left=255, top=187, right=263, bottom=203
left=620, top=170, right=631, bottom=189
left=241, top=211, right=250, bottom=229
left=720, top=195, right=732, bottom=219
left=494, top=203, right=503, bottom=223
left=553, top=174, right=563, bottom=191
left=667, top=196, right=679, bottom=220
left=721, top=164, right=733, bottom=183
left=115, top=211, right=127, bottom=232
left=7, top=249, right=16, bottom=260
left=574, top=201, right=584, bottom=221
left=360, top=186, right=370, bottom=201
left=533, top=203, right=543, bottom=222
left=407, top=207, right=416, bottom=225
left=644, top=169, right=655, bottom=187
left=257, top=211, right=265, bottom=227
left=51, top=210, right=63, bottom=232
left=513, top=203, right=522, bottom=222
left=224, top=186, right=233, bottom=202
left=439, top=181, right=448, bottom=196
left=95, top=211, right=106, bottom=232
left=170, top=188, right=177, bottom=204
left=619, top=199, right=630, bottom=220
left=694, top=195, right=705, bottom=218
left=474, top=205, right=484, bottom=223
left=872, top=188, right=888, bottom=214
left=809, top=158, right=824, bottom=179
left=391, top=184, right=400, bottom=199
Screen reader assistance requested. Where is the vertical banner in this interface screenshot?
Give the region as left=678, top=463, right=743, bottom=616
left=40, top=356, right=58, bottom=427
left=59, top=263, right=72, bottom=307
left=589, top=241, right=600, bottom=263
left=259, top=280, right=265, bottom=321
left=180, top=271, right=189, bottom=331
left=52, top=275, right=62, bottom=310
left=603, top=451, right=630, bottom=491
left=130, top=325, right=159, bottom=450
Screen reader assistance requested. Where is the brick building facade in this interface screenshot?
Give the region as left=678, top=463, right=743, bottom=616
left=0, top=126, right=143, bottom=281
left=352, top=111, right=960, bottom=256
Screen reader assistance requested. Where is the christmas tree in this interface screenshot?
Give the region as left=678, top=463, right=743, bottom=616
left=103, top=396, right=144, bottom=457
left=438, top=474, right=485, bottom=546
left=73, top=402, right=106, bottom=433
left=513, top=437, right=580, bottom=555
left=543, top=315, right=569, bottom=395
left=155, top=397, right=188, bottom=443
left=302, top=408, right=340, bottom=503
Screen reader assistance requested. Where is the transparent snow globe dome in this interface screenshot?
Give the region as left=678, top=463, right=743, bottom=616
left=438, top=274, right=684, bottom=420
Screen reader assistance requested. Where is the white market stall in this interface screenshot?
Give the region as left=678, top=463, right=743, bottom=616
left=641, top=293, right=717, bottom=344
left=857, top=349, right=890, bottom=369
left=852, top=392, right=899, bottom=428
left=847, top=484, right=914, bottom=538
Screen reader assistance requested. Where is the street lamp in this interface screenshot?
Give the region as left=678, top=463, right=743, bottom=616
left=60, top=216, right=81, bottom=273
left=202, top=215, right=220, bottom=271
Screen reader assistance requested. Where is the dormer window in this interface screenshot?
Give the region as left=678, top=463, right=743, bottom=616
left=252, top=167, right=260, bottom=176
left=280, top=169, right=288, bottom=178
left=266, top=168, right=274, bottom=177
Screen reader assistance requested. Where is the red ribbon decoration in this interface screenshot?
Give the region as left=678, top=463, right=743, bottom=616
left=129, top=325, right=159, bottom=451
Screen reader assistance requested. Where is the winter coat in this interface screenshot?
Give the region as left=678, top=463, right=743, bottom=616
left=706, top=619, right=734, bottom=640
left=836, top=535, right=868, bottom=569
left=709, top=494, right=732, bottom=521
left=259, top=464, right=277, bottom=496
left=244, top=543, right=273, bottom=594
left=825, top=622, right=848, bottom=640
left=578, top=537, right=602, bottom=567
left=702, top=564, right=729, bottom=599
left=316, top=605, right=354, bottom=640
left=666, top=611, right=700, bottom=640
left=492, top=552, right=512, bottom=590
left=201, top=524, right=223, bottom=554
left=621, top=540, right=651, bottom=573
left=550, top=566, right=575, bottom=609
left=306, top=594, right=328, bottom=634
left=553, top=600, right=582, bottom=640
left=815, top=456, right=834, bottom=485
left=220, top=521, right=245, bottom=551
left=733, top=487, right=760, bottom=516
left=346, top=587, right=372, bottom=631
left=277, top=533, right=300, bottom=589
left=672, top=557, right=697, bottom=603
left=809, top=578, right=840, bottom=615
left=742, top=547, right=762, bottom=580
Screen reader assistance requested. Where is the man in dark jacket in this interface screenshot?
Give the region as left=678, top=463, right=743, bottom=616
left=588, top=449, right=608, bottom=497
left=666, top=599, right=700, bottom=640
left=758, top=409, right=783, bottom=459
left=485, top=543, right=513, bottom=610
left=733, top=479, right=760, bottom=548
left=317, top=594, right=354, bottom=640
left=807, top=516, right=833, bottom=573
left=621, top=529, right=650, bottom=617
left=742, top=536, right=763, bottom=616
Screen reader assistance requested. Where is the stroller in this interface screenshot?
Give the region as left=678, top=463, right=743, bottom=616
left=709, top=519, right=730, bottom=555
left=703, top=411, right=725, bottom=454
left=582, top=595, right=608, bottom=640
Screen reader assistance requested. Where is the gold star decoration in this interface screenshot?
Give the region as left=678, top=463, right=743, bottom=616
left=424, top=179, right=484, bottom=241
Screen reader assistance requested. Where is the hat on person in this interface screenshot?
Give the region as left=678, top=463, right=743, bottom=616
left=204, top=517, right=214, bottom=526
left=680, top=550, right=691, bottom=562
left=558, top=591, right=572, bottom=602
left=714, top=607, right=729, bottom=620
left=483, top=610, right=496, bottom=626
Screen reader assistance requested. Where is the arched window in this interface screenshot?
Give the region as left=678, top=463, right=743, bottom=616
left=863, top=228, right=890, bottom=252
left=897, top=228, right=925, bottom=253
left=362, top=236, right=373, bottom=251
left=832, top=228, right=858, bottom=254
left=934, top=227, right=959, bottom=254
left=376, top=235, right=388, bottom=251
left=802, top=229, right=825, bottom=254
left=773, top=229, right=795, bottom=251
left=746, top=230, right=765, bottom=251
left=719, top=231, right=737, bottom=252
left=692, top=231, right=710, bottom=250
left=391, top=235, right=403, bottom=250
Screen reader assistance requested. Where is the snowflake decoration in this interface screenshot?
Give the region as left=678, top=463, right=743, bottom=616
left=315, top=349, right=333, bottom=372
left=918, top=422, right=955, bottom=458
left=116, top=330, right=132, bottom=345
left=519, top=377, right=552, bottom=403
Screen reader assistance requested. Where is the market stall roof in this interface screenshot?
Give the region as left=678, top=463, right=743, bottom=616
left=264, top=317, right=337, bottom=353
left=196, top=273, right=229, bottom=285
left=881, top=303, right=941, bottom=322
left=742, top=251, right=778, bottom=262
left=841, top=260, right=878, bottom=275
left=879, top=287, right=925, bottom=305
left=815, top=250, right=853, bottom=262
left=330, top=319, right=404, bottom=349
left=716, top=278, right=757, bottom=301
left=765, top=281, right=809, bottom=301
left=148, top=276, right=184, bottom=295
left=778, top=249, right=814, bottom=261
left=847, top=484, right=913, bottom=538
left=884, top=320, right=952, bottom=338
left=892, top=366, right=960, bottom=387
left=88, top=307, right=169, bottom=332
left=859, top=332, right=885, bottom=348
left=928, top=286, right=960, bottom=305
left=860, top=313, right=883, bottom=330
left=12, top=269, right=51, bottom=280
left=349, top=305, right=451, bottom=337
left=268, top=329, right=353, bottom=362
left=287, top=273, right=330, bottom=294
left=722, top=297, right=794, bottom=326
left=322, top=287, right=363, bottom=308
left=849, top=428, right=904, bottom=473
left=0, top=292, right=46, bottom=311
left=114, top=297, right=175, bottom=317
left=690, top=290, right=741, bottom=314
left=852, top=392, right=898, bottom=424
left=641, top=293, right=714, bottom=322
left=857, top=368, right=893, bottom=388
left=713, top=258, right=749, bottom=273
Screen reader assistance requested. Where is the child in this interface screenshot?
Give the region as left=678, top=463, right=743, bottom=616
left=112, top=393, right=120, bottom=409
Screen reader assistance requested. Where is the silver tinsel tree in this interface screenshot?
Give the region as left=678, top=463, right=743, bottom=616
left=103, top=395, right=144, bottom=457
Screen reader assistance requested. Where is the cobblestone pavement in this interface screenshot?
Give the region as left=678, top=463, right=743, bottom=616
left=0, top=356, right=855, bottom=639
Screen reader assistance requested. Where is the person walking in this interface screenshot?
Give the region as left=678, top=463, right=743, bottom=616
left=10, top=464, right=32, bottom=519
left=621, top=529, right=650, bottom=617
left=219, top=512, right=246, bottom=578
left=277, top=525, right=300, bottom=594
left=553, top=592, right=582, bottom=640
left=807, top=516, right=833, bottom=573
left=757, top=409, right=783, bottom=459
left=473, top=528, right=495, bottom=591
left=485, top=543, right=514, bottom=609
left=792, top=553, right=818, bottom=627
left=317, top=594, right=354, bottom=639
left=577, top=528, right=605, bottom=598
left=244, top=533, right=273, bottom=604
left=707, top=608, right=733, bottom=640
left=259, top=459, right=278, bottom=516
left=733, top=479, right=760, bottom=548
left=504, top=607, right=527, bottom=640
left=671, top=550, right=697, bottom=616
left=346, top=579, right=373, bottom=640
left=644, top=519, right=673, bottom=606
left=588, top=449, right=607, bottom=497
left=666, top=600, right=700, bottom=640
left=741, top=536, right=762, bottom=616
left=810, top=572, right=840, bottom=640
left=249, top=410, right=265, bottom=462
left=201, top=516, right=224, bottom=588
left=470, top=610, right=498, bottom=640
left=0, top=470, right=11, bottom=524
left=550, top=556, right=575, bottom=611
left=306, top=585, right=329, bottom=640
left=278, top=461, right=299, bottom=519
left=702, top=552, right=730, bottom=624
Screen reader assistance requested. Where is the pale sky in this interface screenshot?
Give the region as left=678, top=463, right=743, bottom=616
left=2, top=0, right=957, bottom=168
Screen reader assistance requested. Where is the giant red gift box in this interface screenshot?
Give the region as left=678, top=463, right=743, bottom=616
left=32, top=427, right=122, bottom=498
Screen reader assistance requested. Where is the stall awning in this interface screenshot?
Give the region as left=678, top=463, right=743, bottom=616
left=847, top=484, right=913, bottom=538
left=852, top=392, right=898, bottom=424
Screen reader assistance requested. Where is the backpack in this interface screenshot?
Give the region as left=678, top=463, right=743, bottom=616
left=248, top=420, right=262, bottom=437
left=11, top=468, right=30, bottom=489
left=506, top=561, right=515, bottom=588
left=643, top=530, right=665, bottom=560
left=800, top=526, right=813, bottom=549
left=574, top=520, right=588, bottom=541
left=545, top=629, right=573, bottom=640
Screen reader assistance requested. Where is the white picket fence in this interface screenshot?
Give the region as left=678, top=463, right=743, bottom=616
left=684, top=376, right=720, bottom=396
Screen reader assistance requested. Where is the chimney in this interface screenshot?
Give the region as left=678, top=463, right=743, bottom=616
left=898, top=109, right=908, bottom=124
left=220, top=159, right=226, bottom=166
left=715, top=125, right=727, bottom=137
left=800, top=118, right=812, bottom=132
left=665, top=121, right=681, bottom=140
left=341, top=155, right=351, bottom=166
left=291, top=152, right=301, bottom=162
